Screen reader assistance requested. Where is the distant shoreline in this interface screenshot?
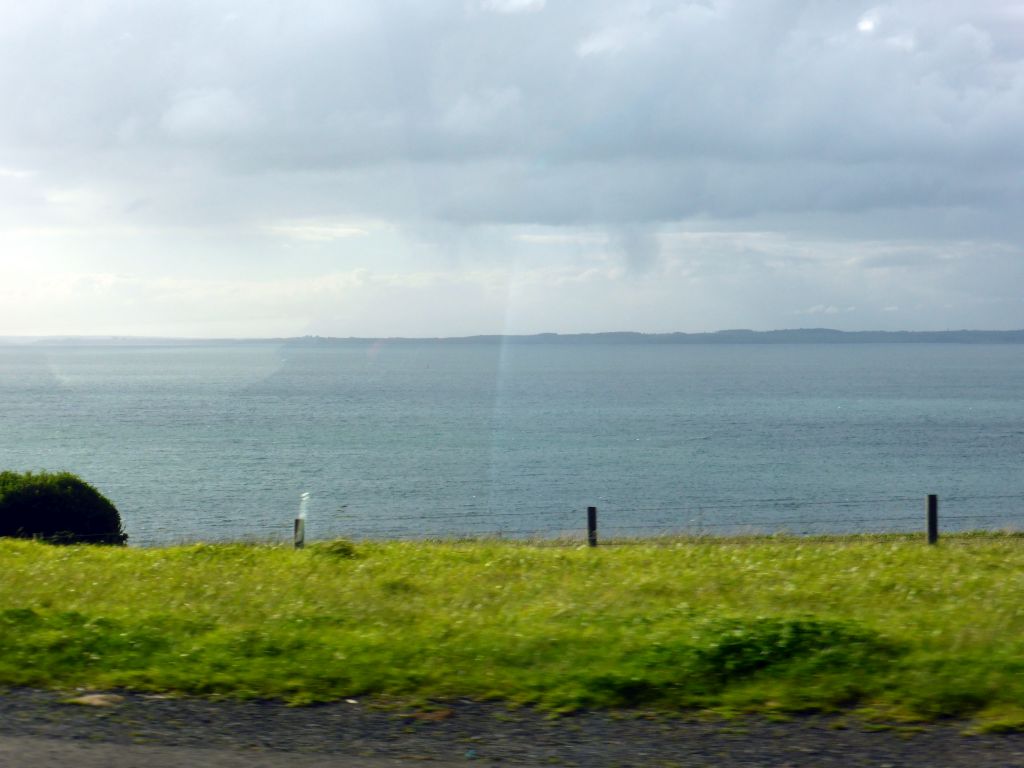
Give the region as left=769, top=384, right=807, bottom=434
left=3, top=328, right=1024, bottom=346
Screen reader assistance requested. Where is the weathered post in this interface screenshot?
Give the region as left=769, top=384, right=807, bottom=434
left=295, top=491, right=309, bottom=549
left=926, top=494, right=938, bottom=545
left=587, top=506, right=598, bottom=547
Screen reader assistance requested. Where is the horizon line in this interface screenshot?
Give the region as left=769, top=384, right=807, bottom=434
left=3, top=328, right=1024, bottom=344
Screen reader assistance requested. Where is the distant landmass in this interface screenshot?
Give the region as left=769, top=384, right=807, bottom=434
left=426, top=329, right=1024, bottom=345
left=6, top=328, right=1024, bottom=345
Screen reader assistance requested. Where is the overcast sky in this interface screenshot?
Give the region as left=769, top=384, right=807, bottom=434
left=1, top=0, right=1021, bottom=337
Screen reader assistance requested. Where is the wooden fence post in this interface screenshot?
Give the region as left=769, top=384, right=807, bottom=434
left=295, top=491, right=309, bottom=549
left=926, top=494, right=939, bottom=545
left=587, top=506, right=598, bottom=547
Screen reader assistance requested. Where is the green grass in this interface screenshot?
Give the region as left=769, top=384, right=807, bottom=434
left=1, top=534, right=1024, bottom=724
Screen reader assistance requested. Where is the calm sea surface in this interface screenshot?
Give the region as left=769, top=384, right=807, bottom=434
left=1, top=341, right=1022, bottom=545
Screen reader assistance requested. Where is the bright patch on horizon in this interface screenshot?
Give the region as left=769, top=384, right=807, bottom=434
left=516, top=232, right=609, bottom=246
left=268, top=223, right=371, bottom=242
left=0, top=167, right=34, bottom=180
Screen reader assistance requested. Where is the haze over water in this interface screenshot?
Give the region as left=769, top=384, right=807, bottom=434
left=2, top=339, right=1022, bottom=545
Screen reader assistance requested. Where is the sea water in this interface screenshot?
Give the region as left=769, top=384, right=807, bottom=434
left=1, top=340, right=1022, bottom=545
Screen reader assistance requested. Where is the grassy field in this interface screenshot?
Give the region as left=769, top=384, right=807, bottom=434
left=1, top=534, right=1024, bottom=727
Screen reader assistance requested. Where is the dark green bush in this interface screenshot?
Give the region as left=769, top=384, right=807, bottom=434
left=0, top=471, right=127, bottom=545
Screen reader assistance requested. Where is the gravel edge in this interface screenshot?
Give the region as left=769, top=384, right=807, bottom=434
left=3, top=687, right=1024, bottom=766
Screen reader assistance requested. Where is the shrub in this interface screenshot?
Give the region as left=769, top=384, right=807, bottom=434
left=0, top=471, right=127, bottom=545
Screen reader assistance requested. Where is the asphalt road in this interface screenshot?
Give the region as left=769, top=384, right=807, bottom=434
left=0, top=737, right=462, bottom=768
left=4, top=687, right=1024, bottom=767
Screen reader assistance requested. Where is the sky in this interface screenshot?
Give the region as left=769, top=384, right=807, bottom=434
left=1, top=0, right=1022, bottom=338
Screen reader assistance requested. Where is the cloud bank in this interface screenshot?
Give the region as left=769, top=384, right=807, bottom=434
left=0, top=0, right=1021, bottom=335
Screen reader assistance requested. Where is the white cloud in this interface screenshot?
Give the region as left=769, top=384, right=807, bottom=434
left=267, top=222, right=371, bottom=242
left=884, top=33, right=916, bottom=51
left=0, top=167, right=34, bottom=180
left=576, top=28, right=630, bottom=57
left=515, top=232, right=610, bottom=246
left=440, top=88, right=521, bottom=134
left=161, top=88, right=254, bottom=142
left=477, top=0, right=545, bottom=14
left=794, top=305, right=843, bottom=317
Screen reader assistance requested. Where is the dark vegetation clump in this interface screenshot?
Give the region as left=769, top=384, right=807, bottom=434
left=689, top=617, right=899, bottom=682
left=0, top=471, right=127, bottom=545
left=582, top=617, right=900, bottom=707
left=311, top=539, right=359, bottom=559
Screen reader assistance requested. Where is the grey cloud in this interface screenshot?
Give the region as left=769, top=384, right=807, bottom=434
left=5, top=2, right=1022, bottom=169
left=161, top=88, right=256, bottom=142
left=612, top=224, right=660, bottom=273
left=0, top=0, right=1022, bottom=333
left=858, top=249, right=953, bottom=270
